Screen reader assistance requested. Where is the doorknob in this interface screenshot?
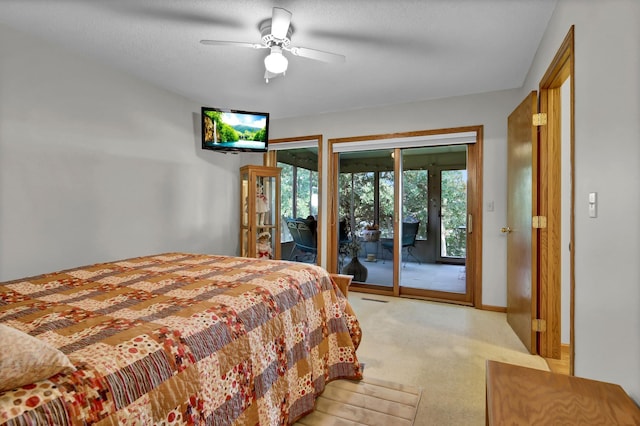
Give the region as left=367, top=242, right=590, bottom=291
left=501, top=227, right=512, bottom=233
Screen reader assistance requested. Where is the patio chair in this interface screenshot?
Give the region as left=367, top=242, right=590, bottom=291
left=382, top=221, right=421, bottom=266
left=286, top=218, right=317, bottom=262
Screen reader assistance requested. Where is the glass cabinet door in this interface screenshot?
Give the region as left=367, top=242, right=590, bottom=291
left=239, top=165, right=281, bottom=259
left=241, top=169, right=250, bottom=257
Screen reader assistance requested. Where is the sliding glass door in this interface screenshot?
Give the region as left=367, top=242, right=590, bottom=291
left=332, top=143, right=471, bottom=303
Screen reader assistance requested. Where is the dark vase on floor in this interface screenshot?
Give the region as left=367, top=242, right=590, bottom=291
left=342, top=256, right=368, bottom=282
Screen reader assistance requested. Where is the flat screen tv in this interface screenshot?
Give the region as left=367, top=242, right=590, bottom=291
left=201, top=107, right=269, bottom=153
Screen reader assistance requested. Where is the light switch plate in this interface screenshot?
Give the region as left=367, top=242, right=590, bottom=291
left=588, top=192, right=597, bottom=218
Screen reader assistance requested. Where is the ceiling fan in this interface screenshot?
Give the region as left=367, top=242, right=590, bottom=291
left=200, top=7, right=345, bottom=83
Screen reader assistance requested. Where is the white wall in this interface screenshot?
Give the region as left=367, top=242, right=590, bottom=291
left=521, top=0, right=640, bottom=401
left=270, top=89, right=523, bottom=308
left=0, top=24, right=241, bottom=280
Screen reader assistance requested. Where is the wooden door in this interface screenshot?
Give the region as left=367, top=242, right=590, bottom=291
left=506, top=92, right=538, bottom=354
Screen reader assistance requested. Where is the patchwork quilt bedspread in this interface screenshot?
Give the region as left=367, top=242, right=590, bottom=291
left=0, top=253, right=362, bottom=425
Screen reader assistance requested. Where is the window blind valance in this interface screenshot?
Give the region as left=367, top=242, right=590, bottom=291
left=331, top=131, right=477, bottom=153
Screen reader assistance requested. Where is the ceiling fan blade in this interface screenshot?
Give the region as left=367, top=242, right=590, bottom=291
left=288, top=46, right=346, bottom=64
left=271, top=7, right=292, bottom=39
left=200, top=40, right=266, bottom=49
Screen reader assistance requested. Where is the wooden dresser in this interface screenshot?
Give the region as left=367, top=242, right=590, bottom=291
left=486, top=360, right=640, bottom=425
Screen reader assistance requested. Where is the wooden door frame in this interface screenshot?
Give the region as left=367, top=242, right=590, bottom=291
left=265, top=135, right=323, bottom=265
left=537, top=26, right=575, bottom=371
left=327, top=126, right=483, bottom=308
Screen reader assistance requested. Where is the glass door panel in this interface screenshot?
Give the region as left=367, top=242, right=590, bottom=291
left=399, top=147, right=467, bottom=295
left=399, top=148, right=429, bottom=289
left=438, top=169, right=467, bottom=261
left=277, top=147, right=319, bottom=263
left=337, top=150, right=394, bottom=287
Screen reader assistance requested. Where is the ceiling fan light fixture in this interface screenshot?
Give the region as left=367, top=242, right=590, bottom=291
left=264, top=46, right=288, bottom=74
left=201, top=7, right=344, bottom=80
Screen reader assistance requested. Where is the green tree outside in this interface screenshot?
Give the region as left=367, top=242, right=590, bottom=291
left=441, top=170, right=467, bottom=257
left=338, top=167, right=466, bottom=257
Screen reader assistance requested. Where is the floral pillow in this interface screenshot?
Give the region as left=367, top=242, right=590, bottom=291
left=0, top=324, right=75, bottom=392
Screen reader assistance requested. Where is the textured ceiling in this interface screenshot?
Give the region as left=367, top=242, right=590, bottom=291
left=0, top=0, right=557, bottom=119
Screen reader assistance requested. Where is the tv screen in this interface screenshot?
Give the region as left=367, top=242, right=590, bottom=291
left=201, top=107, right=269, bottom=153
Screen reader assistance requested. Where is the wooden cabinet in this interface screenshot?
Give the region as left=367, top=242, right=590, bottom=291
left=240, top=165, right=281, bottom=259
left=486, top=360, right=640, bottom=425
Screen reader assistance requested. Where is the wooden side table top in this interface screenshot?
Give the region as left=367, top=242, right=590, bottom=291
left=330, top=273, right=352, bottom=297
left=486, top=360, right=640, bottom=425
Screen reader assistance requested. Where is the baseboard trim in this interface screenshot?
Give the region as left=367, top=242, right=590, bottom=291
left=481, top=304, right=506, bottom=313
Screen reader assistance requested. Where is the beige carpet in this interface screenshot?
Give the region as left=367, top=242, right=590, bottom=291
left=295, top=377, right=422, bottom=425
left=346, top=294, right=550, bottom=425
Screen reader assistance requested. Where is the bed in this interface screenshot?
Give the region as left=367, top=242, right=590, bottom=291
left=0, top=253, right=362, bottom=425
